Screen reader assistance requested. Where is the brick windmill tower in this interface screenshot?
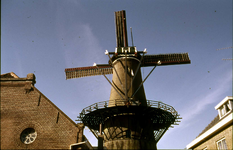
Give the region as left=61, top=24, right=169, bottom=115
left=65, top=10, right=190, bottom=149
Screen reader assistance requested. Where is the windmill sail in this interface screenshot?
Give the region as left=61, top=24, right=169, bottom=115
left=142, top=53, right=190, bottom=66
left=65, top=53, right=190, bottom=79
left=65, top=65, right=113, bottom=79
left=115, top=10, right=128, bottom=47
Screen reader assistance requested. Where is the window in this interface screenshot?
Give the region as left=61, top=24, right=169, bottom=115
left=220, top=106, right=225, bottom=116
left=217, top=138, right=228, bottom=150
left=226, top=103, right=230, bottom=112
left=219, top=102, right=231, bottom=118
left=20, top=128, right=37, bottom=144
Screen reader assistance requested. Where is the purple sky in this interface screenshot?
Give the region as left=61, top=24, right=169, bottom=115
left=2, top=0, right=232, bottom=149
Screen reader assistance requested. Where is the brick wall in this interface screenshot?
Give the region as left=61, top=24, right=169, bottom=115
left=0, top=75, right=81, bottom=149
left=193, top=125, right=232, bottom=150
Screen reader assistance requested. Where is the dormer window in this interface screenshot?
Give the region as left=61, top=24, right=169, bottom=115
left=215, top=96, right=233, bottom=119
left=219, top=102, right=230, bottom=117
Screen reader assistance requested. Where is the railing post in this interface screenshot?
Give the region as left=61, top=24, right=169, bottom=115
left=98, top=123, right=104, bottom=150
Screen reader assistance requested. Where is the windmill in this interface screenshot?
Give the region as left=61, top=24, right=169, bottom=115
left=65, top=10, right=190, bottom=149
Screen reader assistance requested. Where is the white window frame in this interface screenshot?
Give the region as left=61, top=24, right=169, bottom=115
left=219, top=101, right=231, bottom=118
left=216, top=138, right=228, bottom=150
left=220, top=106, right=226, bottom=116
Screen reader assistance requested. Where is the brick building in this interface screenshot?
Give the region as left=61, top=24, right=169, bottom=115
left=186, top=96, right=233, bottom=150
left=0, top=72, right=92, bottom=149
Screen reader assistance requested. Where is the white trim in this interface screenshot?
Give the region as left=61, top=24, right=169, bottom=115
left=186, top=112, right=233, bottom=149
left=215, top=96, right=233, bottom=110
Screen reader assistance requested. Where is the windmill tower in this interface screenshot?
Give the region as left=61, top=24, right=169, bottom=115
left=65, top=10, right=190, bottom=149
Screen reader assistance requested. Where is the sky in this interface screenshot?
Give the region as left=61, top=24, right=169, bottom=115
left=1, top=0, right=232, bottom=149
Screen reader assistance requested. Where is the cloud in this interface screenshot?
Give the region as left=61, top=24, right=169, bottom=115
left=51, top=0, right=105, bottom=67
left=179, top=68, right=232, bottom=129
left=159, top=68, right=232, bottom=147
left=62, top=23, right=104, bottom=67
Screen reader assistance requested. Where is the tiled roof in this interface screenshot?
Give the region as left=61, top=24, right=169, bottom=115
left=197, top=115, right=220, bottom=138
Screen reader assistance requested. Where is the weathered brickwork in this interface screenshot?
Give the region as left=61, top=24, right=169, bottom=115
left=193, top=124, right=232, bottom=150
left=0, top=73, right=81, bottom=149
